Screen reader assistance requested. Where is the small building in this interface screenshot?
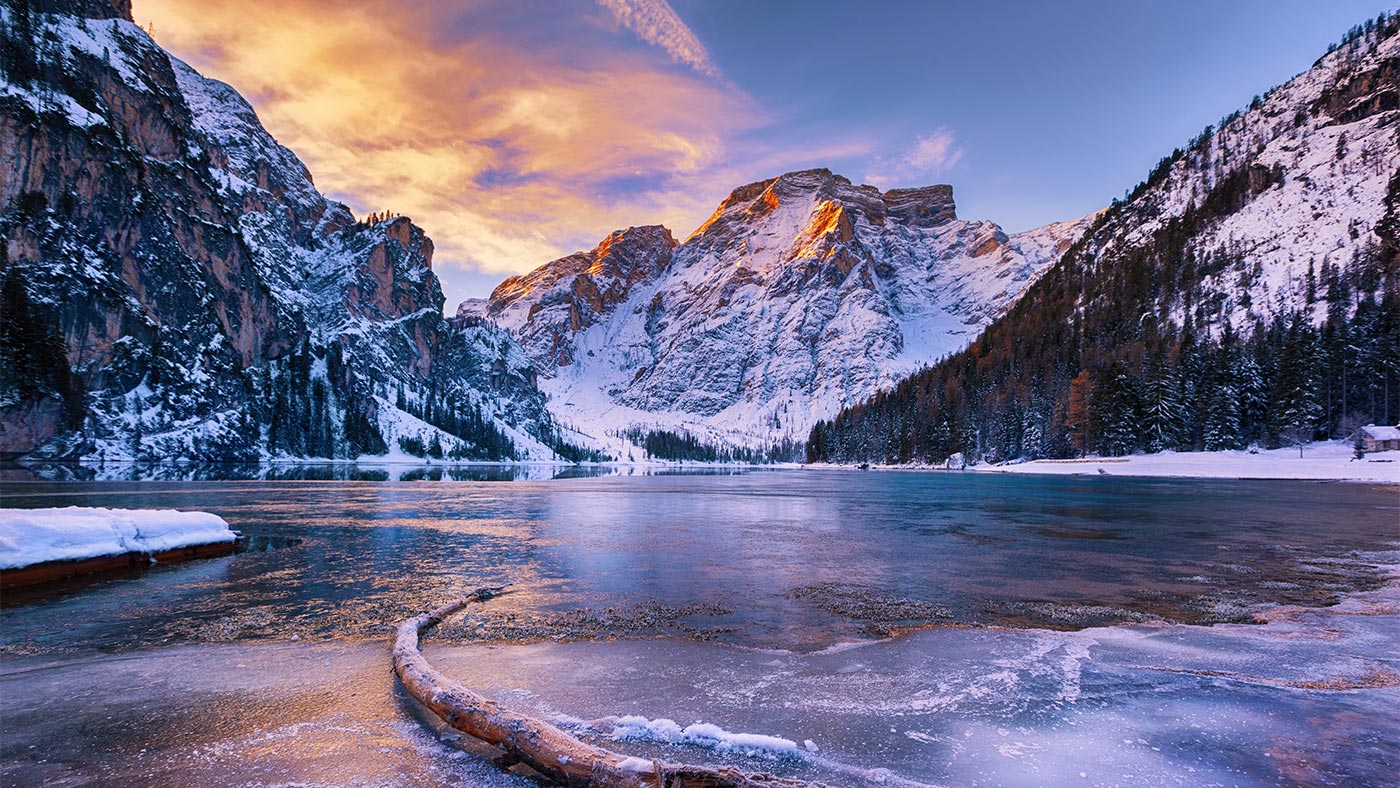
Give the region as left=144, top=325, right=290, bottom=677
left=1349, top=424, right=1400, bottom=453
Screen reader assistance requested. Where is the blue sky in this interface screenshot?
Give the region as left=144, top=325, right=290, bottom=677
left=147, top=0, right=1395, bottom=305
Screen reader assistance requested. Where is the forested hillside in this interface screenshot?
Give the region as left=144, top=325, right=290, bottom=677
left=809, top=15, right=1400, bottom=465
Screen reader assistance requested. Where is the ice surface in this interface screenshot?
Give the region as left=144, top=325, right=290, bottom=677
left=0, top=507, right=236, bottom=569
left=431, top=559, right=1400, bottom=787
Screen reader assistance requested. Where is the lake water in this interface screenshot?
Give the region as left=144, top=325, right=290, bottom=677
left=1, top=469, right=1397, bottom=787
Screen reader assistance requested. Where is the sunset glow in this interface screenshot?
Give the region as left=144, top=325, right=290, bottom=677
left=136, top=0, right=788, bottom=305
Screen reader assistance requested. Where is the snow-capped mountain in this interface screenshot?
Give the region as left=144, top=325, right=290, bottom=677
left=0, top=0, right=579, bottom=461
left=477, top=169, right=1094, bottom=451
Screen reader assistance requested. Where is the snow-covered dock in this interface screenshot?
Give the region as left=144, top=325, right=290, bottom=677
left=0, top=507, right=237, bottom=587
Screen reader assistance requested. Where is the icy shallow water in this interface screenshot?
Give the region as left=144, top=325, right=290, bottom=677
left=2, top=579, right=1397, bottom=787
left=1, top=471, right=1397, bottom=786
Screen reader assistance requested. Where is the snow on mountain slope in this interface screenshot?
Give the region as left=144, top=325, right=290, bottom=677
left=482, top=169, right=1095, bottom=450
left=1101, top=24, right=1399, bottom=329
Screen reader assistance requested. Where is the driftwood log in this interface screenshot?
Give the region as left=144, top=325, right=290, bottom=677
left=392, top=587, right=828, bottom=788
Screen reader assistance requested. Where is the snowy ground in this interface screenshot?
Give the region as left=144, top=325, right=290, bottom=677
left=973, top=441, right=1400, bottom=483
left=0, top=507, right=236, bottom=569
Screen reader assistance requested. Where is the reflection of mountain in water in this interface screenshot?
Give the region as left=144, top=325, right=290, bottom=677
left=1, top=462, right=755, bottom=483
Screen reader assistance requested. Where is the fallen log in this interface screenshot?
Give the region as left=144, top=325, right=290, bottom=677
left=392, top=587, right=828, bottom=788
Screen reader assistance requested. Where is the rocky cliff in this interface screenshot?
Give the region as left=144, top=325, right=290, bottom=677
left=478, top=168, right=1093, bottom=452
left=0, top=0, right=578, bottom=461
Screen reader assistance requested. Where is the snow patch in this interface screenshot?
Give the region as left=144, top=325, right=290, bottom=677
left=615, top=756, right=655, bottom=773
left=0, top=507, right=236, bottom=569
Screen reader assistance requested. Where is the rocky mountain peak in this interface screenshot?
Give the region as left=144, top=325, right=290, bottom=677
left=589, top=224, right=678, bottom=280
left=883, top=184, right=957, bottom=227
left=482, top=165, right=1096, bottom=453
left=485, top=223, right=678, bottom=369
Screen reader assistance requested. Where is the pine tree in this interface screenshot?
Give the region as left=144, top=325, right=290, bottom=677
left=1067, top=371, right=1094, bottom=456
left=1095, top=365, right=1140, bottom=457
left=1269, top=314, right=1323, bottom=445
left=129, top=396, right=143, bottom=457
left=1203, top=382, right=1242, bottom=451
left=1020, top=412, right=1045, bottom=460
left=1141, top=362, right=1185, bottom=452
left=1234, top=349, right=1269, bottom=445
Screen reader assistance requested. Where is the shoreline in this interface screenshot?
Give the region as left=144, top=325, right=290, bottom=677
left=6, top=548, right=1393, bottom=657
left=0, top=540, right=237, bottom=589
left=815, top=440, right=1400, bottom=484
left=5, top=443, right=1399, bottom=484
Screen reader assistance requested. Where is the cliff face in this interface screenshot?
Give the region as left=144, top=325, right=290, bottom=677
left=482, top=168, right=1093, bottom=449
left=484, top=225, right=678, bottom=368
left=0, top=0, right=572, bottom=461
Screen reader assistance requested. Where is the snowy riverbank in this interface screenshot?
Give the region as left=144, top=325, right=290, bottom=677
left=0, top=507, right=237, bottom=570
left=973, top=441, right=1400, bottom=483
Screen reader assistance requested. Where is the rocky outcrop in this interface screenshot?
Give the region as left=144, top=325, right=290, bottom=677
left=486, top=225, right=676, bottom=367
left=0, top=0, right=574, bottom=461
left=483, top=167, right=1096, bottom=449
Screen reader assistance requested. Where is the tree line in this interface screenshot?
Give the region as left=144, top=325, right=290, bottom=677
left=618, top=426, right=804, bottom=463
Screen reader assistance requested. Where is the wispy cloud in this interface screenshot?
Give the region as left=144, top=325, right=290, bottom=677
left=865, top=129, right=965, bottom=187
left=595, top=0, right=720, bottom=79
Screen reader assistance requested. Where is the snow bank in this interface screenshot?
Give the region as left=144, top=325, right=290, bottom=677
left=0, top=507, right=237, bottom=569
left=973, top=441, right=1400, bottom=483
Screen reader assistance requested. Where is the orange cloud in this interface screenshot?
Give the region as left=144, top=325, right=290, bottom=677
left=135, top=0, right=779, bottom=307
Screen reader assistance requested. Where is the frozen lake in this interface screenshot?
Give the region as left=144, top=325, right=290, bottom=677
left=1, top=470, right=1397, bottom=786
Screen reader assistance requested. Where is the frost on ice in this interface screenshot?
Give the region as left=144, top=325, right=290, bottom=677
left=0, top=507, right=236, bottom=569
left=602, top=715, right=804, bottom=759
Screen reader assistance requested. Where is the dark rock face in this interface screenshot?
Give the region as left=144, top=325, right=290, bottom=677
left=32, top=0, right=128, bottom=20
left=883, top=185, right=958, bottom=228
left=0, top=1, right=568, bottom=461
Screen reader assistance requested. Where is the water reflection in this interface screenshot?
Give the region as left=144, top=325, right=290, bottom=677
left=1, top=461, right=754, bottom=483
left=0, top=473, right=1395, bottom=654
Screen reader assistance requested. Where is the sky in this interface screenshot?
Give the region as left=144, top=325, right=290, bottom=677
left=136, top=0, right=1395, bottom=308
